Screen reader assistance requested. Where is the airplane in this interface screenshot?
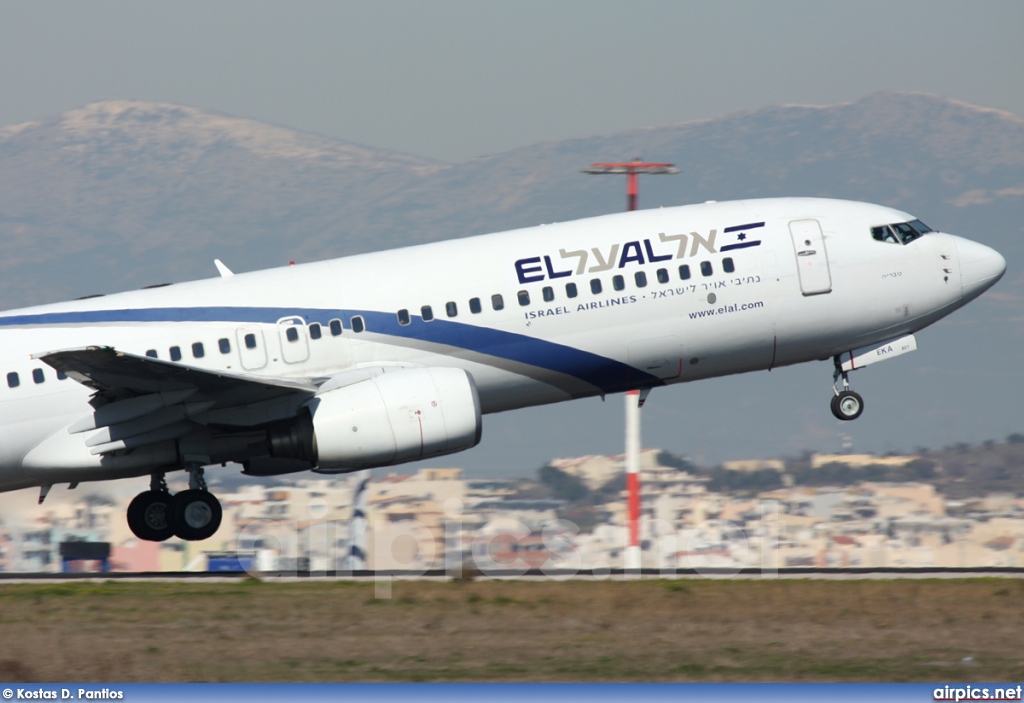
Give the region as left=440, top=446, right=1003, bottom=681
left=0, top=197, right=1005, bottom=542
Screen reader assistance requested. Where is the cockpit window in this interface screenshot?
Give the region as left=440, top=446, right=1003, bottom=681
left=908, top=219, right=933, bottom=235
left=871, top=225, right=900, bottom=245
left=871, top=220, right=931, bottom=246
left=892, top=222, right=922, bottom=244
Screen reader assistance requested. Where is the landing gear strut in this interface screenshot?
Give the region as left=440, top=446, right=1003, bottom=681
left=126, top=466, right=223, bottom=542
left=831, top=358, right=864, bottom=421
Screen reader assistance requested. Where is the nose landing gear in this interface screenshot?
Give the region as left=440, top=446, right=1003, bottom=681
left=831, top=360, right=864, bottom=421
left=831, top=389, right=864, bottom=421
left=825, top=336, right=920, bottom=422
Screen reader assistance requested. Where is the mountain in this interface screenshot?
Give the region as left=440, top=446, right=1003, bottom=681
left=1, top=93, right=1021, bottom=306
left=0, top=92, right=1022, bottom=473
left=0, top=101, right=444, bottom=303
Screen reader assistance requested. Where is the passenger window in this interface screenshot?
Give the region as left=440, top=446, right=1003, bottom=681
left=285, top=327, right=298, bottom=343
left=469, top=297, right=482, bottom=314
left=612, top=275, right=625, bottom=291
left=542, top=286, right=554, bottom=303
left=657, top=268, right=669, bottom=284
left=351, top=316, right=365, bottom=333
left=170, top=346, right=182, bottom=362
left=329, top=319, right=343, bottom=336
left=421, top=305, right=434, bottom=322
left=518, top=290, right=530, bottom=306
left=244, top=333, right=258, bottom=349
left=491, top=294, right=504, bottom=311
left=308, top=324, right=321, bottom=341
left=397, top=309, right=411, bottom=326
left=679, top=265, right=691, bottom=280
left=219, top=338, right=232, bottom=353
left=590, top=278, right=602, bottom=294
left=723, top=257, right=735, bottom=274
left=6, top=372, right=18, bottom=388
left=446, top=301, right=458, bottom=318
left=145, top=349, right=158, bottom=358
left=565, top=282, right=578, bottom=298
left=700, top=261, right=713, bottom=277
left=192, top=342, right=205, bottom=357
left=57, top=371, right=67, bottom=380
left=634, top=271, right=647, bottom=288
left=32, top=369, right=44, bottom=384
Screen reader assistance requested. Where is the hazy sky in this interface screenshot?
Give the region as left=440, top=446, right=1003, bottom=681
left=2, top=1, right=1022, bottom=161
left=0, top=2, right=1022, bottom=484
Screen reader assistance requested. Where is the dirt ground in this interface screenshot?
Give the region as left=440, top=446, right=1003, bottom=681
left=0, top=578, right=1022, bottom=682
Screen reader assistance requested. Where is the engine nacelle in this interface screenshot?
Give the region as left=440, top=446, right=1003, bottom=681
left=269, top=367, right=482, bottom=472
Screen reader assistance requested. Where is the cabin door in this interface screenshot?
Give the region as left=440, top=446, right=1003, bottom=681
left=788, top=219, right=832, bottom=295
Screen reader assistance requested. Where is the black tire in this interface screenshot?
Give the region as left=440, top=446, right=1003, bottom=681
left=170, top=489, right=223, bottom=541
left=831, top=390, right=864, bottom=421
left=127, top=490, right=175, bottom=542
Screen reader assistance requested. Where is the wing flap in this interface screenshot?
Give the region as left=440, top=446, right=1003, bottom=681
left=67, top=389, right=197, bottom=433
left=83, top=401, right=215, bottom=447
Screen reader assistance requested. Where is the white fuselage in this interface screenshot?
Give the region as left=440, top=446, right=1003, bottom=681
left=0, top=197, right=1005, bottom=492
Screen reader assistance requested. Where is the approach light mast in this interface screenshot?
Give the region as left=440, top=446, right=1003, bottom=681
left=584, top=157, right=679, bottom=571
left=582, top=158, right=679, bottom=212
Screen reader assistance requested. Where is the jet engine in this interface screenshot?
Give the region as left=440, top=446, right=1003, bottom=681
left=268, top=367, right=482, bottom=472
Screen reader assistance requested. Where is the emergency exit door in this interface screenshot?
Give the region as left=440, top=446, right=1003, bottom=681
left=788, top=219, right=832, bottom=295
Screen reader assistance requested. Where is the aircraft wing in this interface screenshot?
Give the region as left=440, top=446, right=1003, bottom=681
left=35, top=346, right=317, bottom=406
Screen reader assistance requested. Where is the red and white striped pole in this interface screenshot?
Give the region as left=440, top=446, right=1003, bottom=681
left=583, top=159, right=675, bottom=572
left=624, top=389, right=642, bottom=570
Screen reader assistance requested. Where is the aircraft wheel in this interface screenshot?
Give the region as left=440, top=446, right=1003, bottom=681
left=831, top=390, right=864, bottom=421
left=127, top=490, right=175, bottom=542
left=171, top=489, right=223, bottom=541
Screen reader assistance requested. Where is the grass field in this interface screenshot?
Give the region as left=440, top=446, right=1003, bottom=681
left=0, top=578, right=1022, bottom=682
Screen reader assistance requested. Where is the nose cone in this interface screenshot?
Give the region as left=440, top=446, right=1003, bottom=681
left=957, top=237, right=1006, bottom=302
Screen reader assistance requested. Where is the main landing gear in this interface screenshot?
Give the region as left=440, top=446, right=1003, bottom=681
left=127, top=465, right=223, bottom=542
left=831, top=358, right=864, bottom=422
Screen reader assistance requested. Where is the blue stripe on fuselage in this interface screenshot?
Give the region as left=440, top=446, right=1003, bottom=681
left=0, top=306, right=663, bottom=393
